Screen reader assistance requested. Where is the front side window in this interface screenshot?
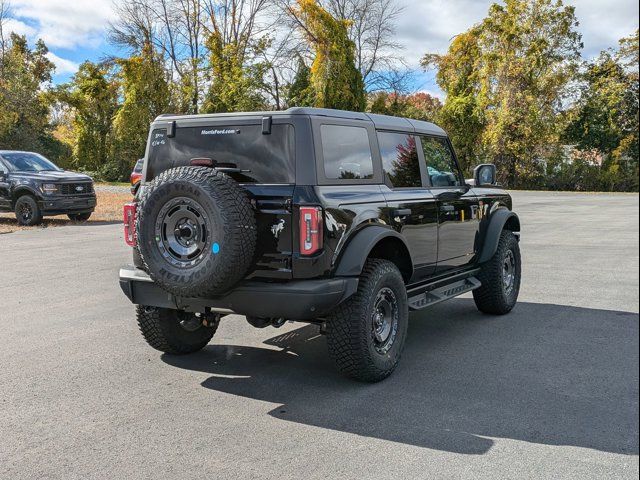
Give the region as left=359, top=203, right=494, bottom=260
left=378, top=132, right=421, bottom=188
left=0, top=152, right=60, bottom=173
left=421, top=136, right=462, bottom=187
left=321, top=124, right=374, bottom=180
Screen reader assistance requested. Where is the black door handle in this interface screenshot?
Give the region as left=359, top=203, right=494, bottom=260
left=392, top=208, right=412, bottom=217
left=436, top=190, right=464, bottom=201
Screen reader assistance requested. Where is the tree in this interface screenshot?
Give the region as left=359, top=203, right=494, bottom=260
left=112, top=43, right=171, bottom=179
left=368, top=92, right=442, bottom=123
left=423, top=28, right=485, bottom=173
left=424, top=0, right=583, bottom=186
left=319, top=0, right=404, bottom=90
left=564, top=31, right=639, bottom=191
left=110, top=0, right=206, bottom=114
left=285, top=56, right=314, bottom=106
left=202, top=30, right=268, bottom=112
left=292, top=0, right=365, bottom=111
left=201, top=0, right=272, bottom=112
left=0, top=33, right=58, bottom=155
left=56, top=61, right=119, bottom=173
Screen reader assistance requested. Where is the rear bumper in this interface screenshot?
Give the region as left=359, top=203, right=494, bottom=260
left=119, top=266, right=358, bottom=320
left=40, top=195, right=96, bottom=215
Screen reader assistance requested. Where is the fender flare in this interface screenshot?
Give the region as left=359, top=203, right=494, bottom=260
left=478, top=209, right=521, bottom=263
left=11, top=185, right=41, bottom=206
left=334, top=225, right=414, bottom=280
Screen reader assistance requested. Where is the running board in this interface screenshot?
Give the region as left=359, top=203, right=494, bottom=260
left=408, top=276, right=481, bottom=310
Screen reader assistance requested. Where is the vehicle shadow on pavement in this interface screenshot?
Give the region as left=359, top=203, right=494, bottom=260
left=162, top=299, right=639, bottom=455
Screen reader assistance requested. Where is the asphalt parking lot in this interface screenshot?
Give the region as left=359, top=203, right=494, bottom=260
left=1, top=191, right=638, bottom=480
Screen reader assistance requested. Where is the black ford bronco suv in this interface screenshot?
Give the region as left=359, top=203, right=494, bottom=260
left=119, top=108, right=521, bottom=382
left=0, top=150, right=96, bottom=226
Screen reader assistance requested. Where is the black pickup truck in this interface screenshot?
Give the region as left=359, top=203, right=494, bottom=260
left=119, top=108, right=521, bottom=382
left=0, top=151, right=96, bottom=226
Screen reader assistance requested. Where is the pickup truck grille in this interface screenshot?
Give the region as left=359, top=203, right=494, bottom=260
left=60, top=182, right=94, bottom=195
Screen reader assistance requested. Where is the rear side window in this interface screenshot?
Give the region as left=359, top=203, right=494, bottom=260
left=321, top=125, right=373, bottom=180
left=421, top=136, right=462, bottom=187
left=147, top=124, right=295, bottom=183
left=377, top=132, right=421, bottom=188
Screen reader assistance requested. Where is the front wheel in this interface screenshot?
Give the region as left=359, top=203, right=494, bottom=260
left=326, top=259, right=408, bottom=382
left=136, top=306, right=218, bottom=354
left=14, top=195, right=42, bottom=226
left=473, top=230, right=521, bottom=314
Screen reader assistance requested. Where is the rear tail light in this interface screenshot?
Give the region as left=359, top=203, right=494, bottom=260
left=123, top=203, right=137, bottom=247
left=130, top=171, right=142, bottom=186
left=299, top=206, right=323, bottom=256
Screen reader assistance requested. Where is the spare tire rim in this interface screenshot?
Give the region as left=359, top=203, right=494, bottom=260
left=155, top=197, right=211, bottom=268
left=503, top=249, right=516, bottom=294
left=372, top=287, right=399, bottom=355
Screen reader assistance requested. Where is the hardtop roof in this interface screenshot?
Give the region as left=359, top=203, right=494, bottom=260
left=154, top=107, right=447, bottom=137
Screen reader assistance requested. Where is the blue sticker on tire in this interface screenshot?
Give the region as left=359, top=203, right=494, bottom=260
left=212, top=242, right=220, bottom=254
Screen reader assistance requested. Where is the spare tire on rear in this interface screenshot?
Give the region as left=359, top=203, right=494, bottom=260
left=136, top=166, right=256, bottom=298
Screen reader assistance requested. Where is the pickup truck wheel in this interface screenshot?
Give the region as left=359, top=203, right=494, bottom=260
left=14, top=195, right=43, bottom=226
left=473, top=230, right=521, bottom=314
left=326, top=259, right=408, bottom=382
left=135, top=306, right=217, bottom=354
left=68, top=212, right=92, bottom=221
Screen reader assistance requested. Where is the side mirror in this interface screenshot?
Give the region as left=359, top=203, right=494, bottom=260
left=473, top=164, right=497, bottom=187
left=0, top=171, right=7, bottom=182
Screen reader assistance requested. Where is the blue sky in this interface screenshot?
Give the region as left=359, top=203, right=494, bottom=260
left=4, top=0, right=639, bottom=97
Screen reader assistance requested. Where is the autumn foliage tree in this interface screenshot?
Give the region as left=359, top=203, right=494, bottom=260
left=0, top=34, right=57, bottom=155
left=425, top=0, right=583, bottom=186
left=293, top=0, right=365, bottom=111
left=112, top=43, right=170, bottom=178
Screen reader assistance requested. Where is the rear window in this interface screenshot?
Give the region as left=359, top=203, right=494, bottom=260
left=147, top=124, right=295, bottom=183
left=321, top=124, right=373, bottom=180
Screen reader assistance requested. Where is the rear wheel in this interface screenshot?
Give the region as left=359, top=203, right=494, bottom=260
left=326, top=259, right=408, bottom=382
left=136, top=306, right=218, bottom=354
left=473, top=230, right=521, bottom=314
left=68, top=212, right=92, bottom=222
left=14, top=195, right=42, bottom=226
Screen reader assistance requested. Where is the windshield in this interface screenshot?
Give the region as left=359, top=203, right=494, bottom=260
left=0, top=152, right=61, bottom=172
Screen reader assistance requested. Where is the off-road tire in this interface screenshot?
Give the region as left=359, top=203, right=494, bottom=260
left=473, top=230, right=521, bottom=314
left=14, top=195, right=42, bottom=226
left=326, top=259, right=408, bottom=382
left=136, top=166, right=256, bottom=297
left=136, top=306, right=217, bottom=354
left=68, top=212, right=92, bottom=222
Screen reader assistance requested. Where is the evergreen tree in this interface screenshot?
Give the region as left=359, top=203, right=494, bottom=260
left=286, top=57, right=314, bottom=107
left=112, top=43, right=170, bottom=180
left=295, top=0, right=366, bottom=111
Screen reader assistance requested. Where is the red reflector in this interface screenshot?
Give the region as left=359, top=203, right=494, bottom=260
left=299, top=206, right=323, bottom=256
left=123, top=203, right=137, bottom=247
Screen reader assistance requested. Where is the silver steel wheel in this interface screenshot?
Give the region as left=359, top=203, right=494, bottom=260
left=372, top=287, right=399, bottom=355
left=154, top=197, right=211, bottom=268
left=503, top=249, right=516, bottom=294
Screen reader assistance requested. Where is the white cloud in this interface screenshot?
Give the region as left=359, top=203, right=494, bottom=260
left=9, top=0, right=115, bottom=49
left=3, top=17, right=37, bottom=37
left=46, top=51, right=79, bottom=75
left=396, top=0, right=639, bottom=66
